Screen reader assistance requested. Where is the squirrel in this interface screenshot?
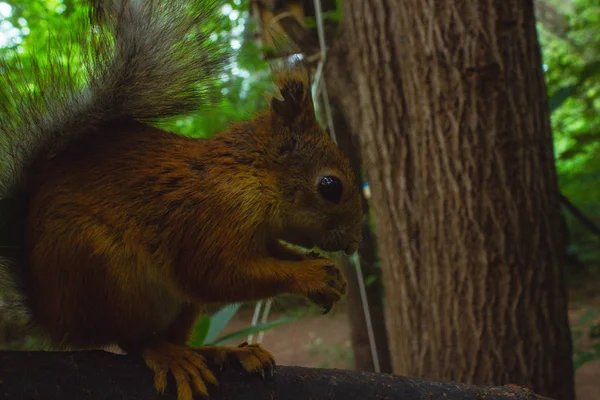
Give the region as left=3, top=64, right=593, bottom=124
left=0, top=0, right=363, bottom=399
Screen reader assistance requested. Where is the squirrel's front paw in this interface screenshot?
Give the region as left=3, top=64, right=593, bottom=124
left=293, top=260, right=348, bottom=314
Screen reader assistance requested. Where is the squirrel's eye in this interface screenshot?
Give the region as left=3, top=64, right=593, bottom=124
left=318, top=176, right=343, bottom=204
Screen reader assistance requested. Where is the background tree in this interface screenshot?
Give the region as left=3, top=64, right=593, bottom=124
left=322, top=0, right=575, bottom=399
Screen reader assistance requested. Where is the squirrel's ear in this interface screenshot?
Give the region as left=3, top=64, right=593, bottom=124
left=269, top=55, right=314, bottom=122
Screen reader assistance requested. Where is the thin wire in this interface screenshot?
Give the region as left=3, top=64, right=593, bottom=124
left=257, top=298, right=273, bottom=343
left=248, top=300, right=263, bottom=344
left=311, top=0, right=327, bottom=109
left=350, top=253, right=381, bottom=372
left=319, top=79, right=337, bottom=145
left=312, top=0, right=380, bottom=373
left=311, top=61, right=324, bottom=109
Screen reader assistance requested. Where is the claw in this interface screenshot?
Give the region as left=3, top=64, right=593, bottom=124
left=141, top=342, right=216, bottom=400
left=195, top=343, right=276, bottom=382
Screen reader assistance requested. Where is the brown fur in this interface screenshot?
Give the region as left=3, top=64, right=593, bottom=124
left=25, top=89, right=362, bottom=348
left=24, top=76, right=362, bottom=399
left=1, top=1, right=363, bottom=399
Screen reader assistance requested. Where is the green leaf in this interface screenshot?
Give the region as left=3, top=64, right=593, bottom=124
left=211, top=316, right=296, bottom=345
left=188, top=315, right=211, bottom=347
left=203, top=303, right=242, bottom=345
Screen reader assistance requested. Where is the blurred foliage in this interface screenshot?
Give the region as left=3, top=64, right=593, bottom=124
left=0, top=0, right=274, bottom=139
left=536, top=0, right=600, bottom=272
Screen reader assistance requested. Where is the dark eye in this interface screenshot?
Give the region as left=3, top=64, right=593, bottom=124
left=318, top=176, right=343, bottom=204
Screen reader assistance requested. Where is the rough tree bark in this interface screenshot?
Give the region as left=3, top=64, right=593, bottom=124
left=325, top=1, right=575, bottom=399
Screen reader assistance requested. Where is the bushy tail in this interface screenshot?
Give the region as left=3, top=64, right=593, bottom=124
left=0, top=0, right=230, bottom=337
left=0, top=0, right=230, bottom=197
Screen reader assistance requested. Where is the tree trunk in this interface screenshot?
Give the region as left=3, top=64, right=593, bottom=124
left=325, top=1, right=575, bottom=399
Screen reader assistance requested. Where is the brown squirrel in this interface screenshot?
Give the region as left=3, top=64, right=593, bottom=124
left=0, top=0, right=363, bottom=399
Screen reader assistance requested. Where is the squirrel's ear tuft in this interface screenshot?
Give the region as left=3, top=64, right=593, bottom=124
left=269, top=55, right=314, bottom=121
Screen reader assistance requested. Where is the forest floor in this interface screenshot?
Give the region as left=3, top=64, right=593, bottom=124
left=220, top=272, right=600, bottom=400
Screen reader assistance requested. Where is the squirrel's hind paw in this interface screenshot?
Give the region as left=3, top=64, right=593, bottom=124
left=142, top=342, right=218, bottom=400
left=195, top=342, right=276, bottom=379
left=140, top=341, right=275, bottom=399
left=234, top=342, right=276, bottom=378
